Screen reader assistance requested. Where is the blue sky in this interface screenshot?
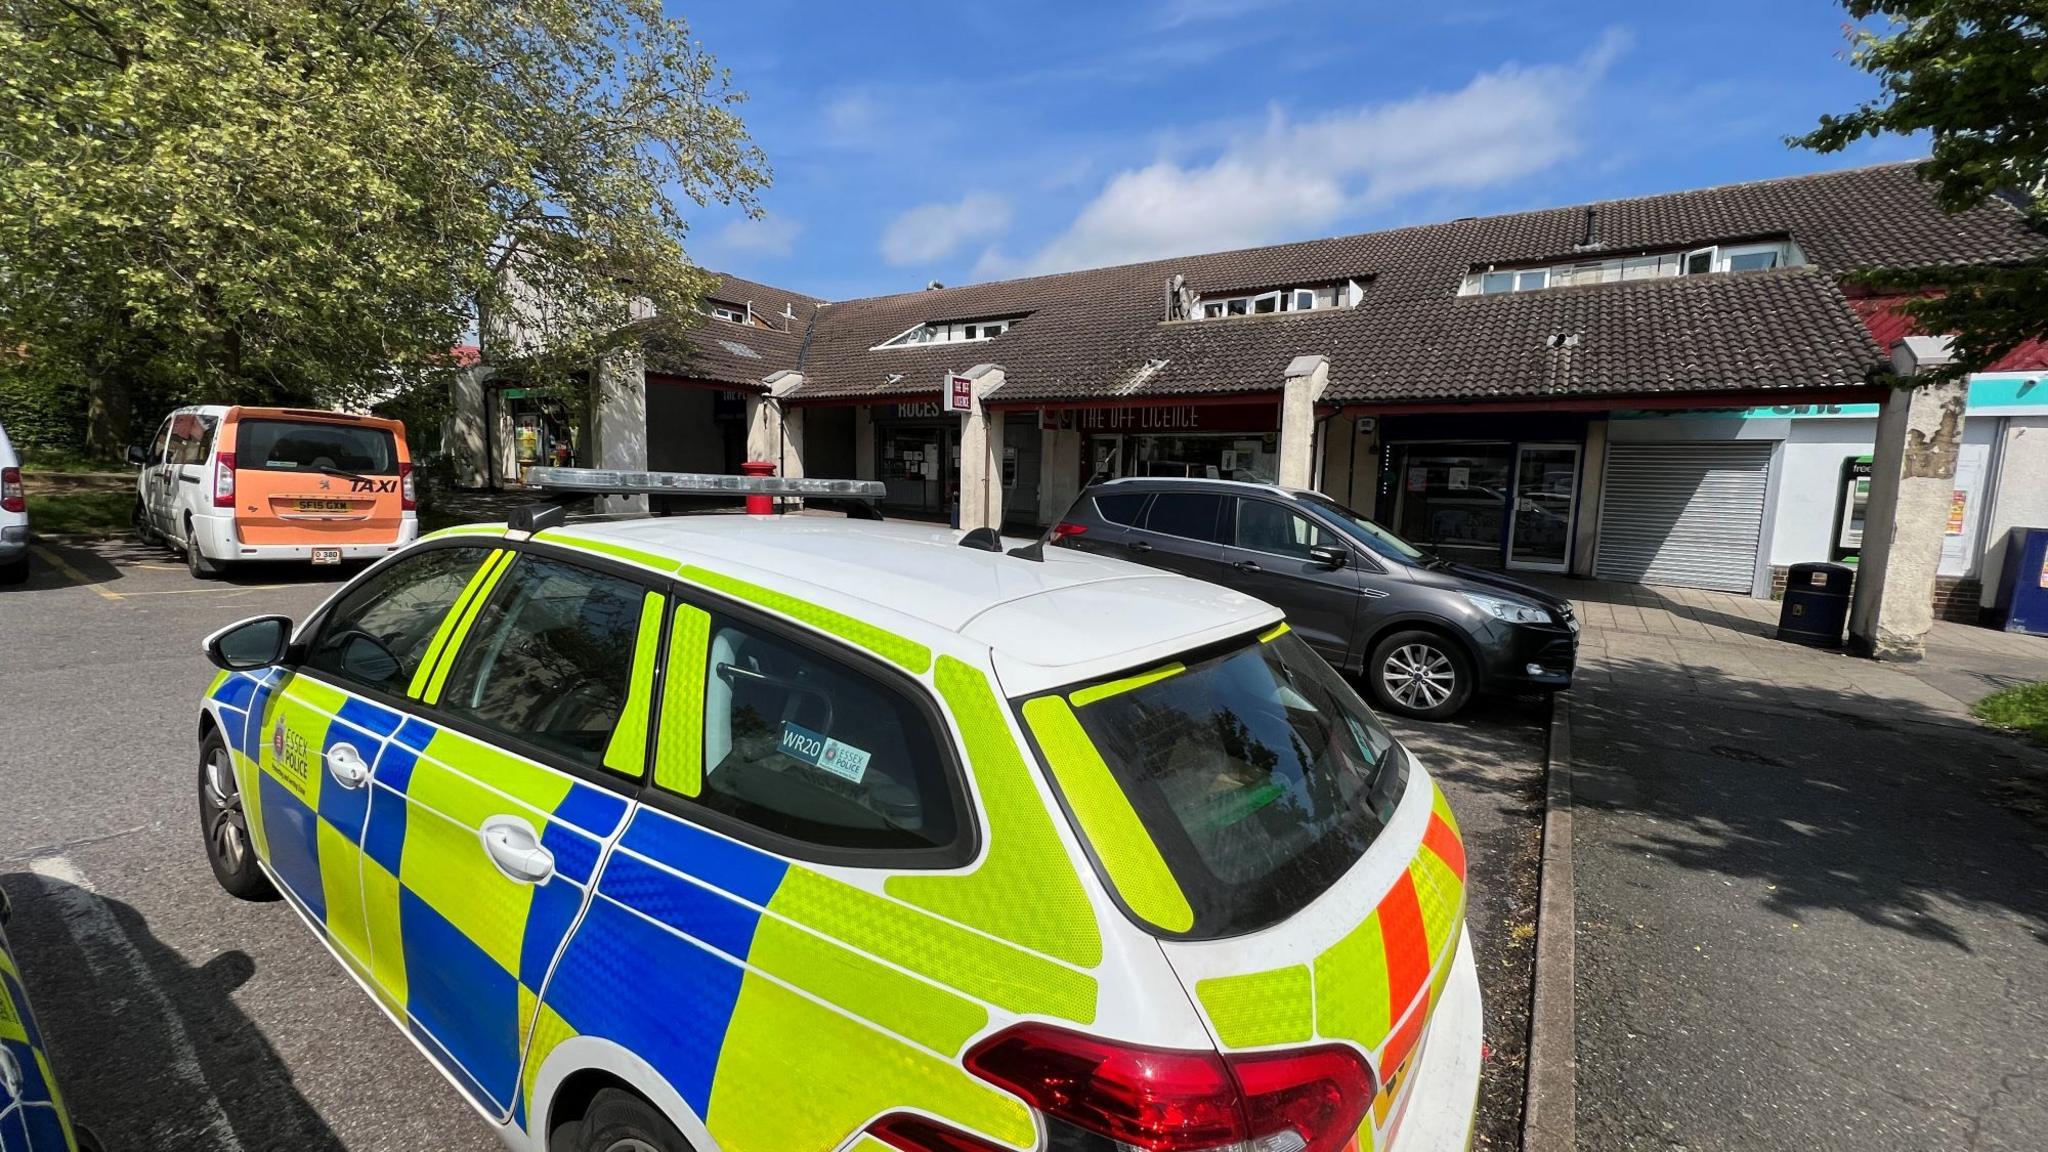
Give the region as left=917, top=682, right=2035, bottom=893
left=675, top=1, right=1917, bottom=302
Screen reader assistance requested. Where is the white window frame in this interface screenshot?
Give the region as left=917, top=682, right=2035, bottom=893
left=1721, top=243, right=1785, bottom=273
left=1682, top=246, right=1719, bottom=275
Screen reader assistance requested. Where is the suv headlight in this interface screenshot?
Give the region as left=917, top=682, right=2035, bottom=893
left=1462, top=592, right=1553, bottom=625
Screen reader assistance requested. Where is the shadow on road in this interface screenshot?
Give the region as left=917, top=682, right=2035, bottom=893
left=1575, top=652, right=2048, bottom=952
left=0, top=874, right=345, bottom=1152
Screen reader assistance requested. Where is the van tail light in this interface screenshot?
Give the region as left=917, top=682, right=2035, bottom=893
left=399, top=461, right=417, bottom=511
left=961, top=1024, right=1376, bottom=1152
left=211, top=452, right=236, bottom=508
left=1051, top=521, right=1087, bottom=542
left=2, top=467, right=22, bottom=513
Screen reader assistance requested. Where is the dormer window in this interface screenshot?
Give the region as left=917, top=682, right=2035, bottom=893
left=874, top=315, right=1025, bottom=349
left=1462, top=240, right=1802, bottom=295
left=1193, top=280, right=1363, bottom=321
left=702, top=299, right=748, bottom=323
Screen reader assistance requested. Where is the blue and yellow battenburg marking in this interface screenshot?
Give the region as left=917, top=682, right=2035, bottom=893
left=0, top=927, right=82, bottom=1151
left=205, top=640, right=1104, bottom=1151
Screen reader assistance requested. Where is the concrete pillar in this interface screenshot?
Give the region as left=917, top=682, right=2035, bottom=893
left=759, top=371, right=805, bottom=480
left=1572, top=419, right=1608, bottom=576
left=1278, top=355, right=1329, bottom=490
left=446, top=366, right=490, bottom=489
left=491, top=390, right=515, bottom=489
left=590, top=347, right=649, bottom=515
left=1849, top=337, right=1966, bottom=660
left=1038, top=417, right=1084, bottom=526
left=854, top=406, right=877, bottom=481
left=957, top=364, right=1006, bottom=533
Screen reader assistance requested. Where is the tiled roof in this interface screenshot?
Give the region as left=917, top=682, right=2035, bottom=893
left=776, top=162, right=2044, bottom=407
left=642, top=321, right=802, bottom=389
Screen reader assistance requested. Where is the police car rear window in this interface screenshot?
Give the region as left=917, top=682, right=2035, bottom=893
left=1049, top=631, right=1407, bottom=938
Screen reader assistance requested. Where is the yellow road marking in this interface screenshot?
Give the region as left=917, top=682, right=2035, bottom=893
left=30, top=545, right=121, bottom=600
left=136, top=563, right=183, bottom=572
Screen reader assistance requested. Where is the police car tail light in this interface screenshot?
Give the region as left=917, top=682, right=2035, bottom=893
left=963, top=1024, right=1374, bottom=1152
left=1, top=467, right=21, bottom=513
left=212, top=452, right=237, bottom=508
left=399, top=461, right=417, bottom=511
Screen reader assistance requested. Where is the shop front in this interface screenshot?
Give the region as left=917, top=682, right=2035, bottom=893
left=495, top=386, right=578, bottom=483
left=1063, top=400, right=1282, bottom=485
left=1373, top=414, right=1592, bottom=574
left=870, top=399, right=1040, bottom=525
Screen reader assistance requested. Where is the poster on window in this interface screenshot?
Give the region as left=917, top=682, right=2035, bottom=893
left=1449, top=467, right=1470, bottom=491
left=1407, top=467, right=1428, bottom=492
left=1938, top=445, right=1988, bottom=576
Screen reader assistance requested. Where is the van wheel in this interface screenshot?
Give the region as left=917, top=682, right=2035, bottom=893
left=558, top=1088, right=693, bottom=1152
left=185, top=518, right=224, bottom=579
left=1368, top=630, right=1473, bottom=720
left=199, top=728, right=275, bottom=901
left=132, top=498, right=154, bottom=545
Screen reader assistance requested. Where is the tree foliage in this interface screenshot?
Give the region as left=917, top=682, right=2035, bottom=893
left=0, top=0, right=766, bottom=453
left=1797, top=2, right=2048, bottom=375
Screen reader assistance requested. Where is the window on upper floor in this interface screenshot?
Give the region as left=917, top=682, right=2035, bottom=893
left=1462, top=240, right=1800, bottom=296
left=1194, top=280, right=1363, bottom=321
left=702, top=300, right=748, bottom=323
left=874, top=316, right=1024, bottom=348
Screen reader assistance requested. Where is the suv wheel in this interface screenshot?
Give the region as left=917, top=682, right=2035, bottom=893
left=199, top=728, right=275, bottom=900
left=1368, top=629, right=1473, bottom=720
left=555, top=1089, right=693, bottom=1152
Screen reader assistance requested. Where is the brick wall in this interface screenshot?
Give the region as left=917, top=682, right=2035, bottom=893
left=1769, top=565, right=1981, bottom=624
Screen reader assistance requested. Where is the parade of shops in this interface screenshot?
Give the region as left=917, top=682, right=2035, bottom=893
left=447, top=162, right=2048, bottom=633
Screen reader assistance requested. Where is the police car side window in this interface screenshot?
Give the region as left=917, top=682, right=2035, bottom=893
left=435, top=556, right=648, bottom=772
left=306, top=546, right=491, bottom=695
left=690, top=616, right=958, bottom=853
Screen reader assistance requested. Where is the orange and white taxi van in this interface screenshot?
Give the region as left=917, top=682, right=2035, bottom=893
left=129, top=406, right=418, bottom=578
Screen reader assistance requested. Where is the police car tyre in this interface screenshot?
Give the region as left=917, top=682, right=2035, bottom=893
left=560, top=1088, right=694, bottom=1152
left=1368, top=628, right=1473, bottom=720
left=74, top=1124, right=107, bottom=1152
left=186, top=517, right=223, bottom=579
left=199, top=728, right=276, bottom=900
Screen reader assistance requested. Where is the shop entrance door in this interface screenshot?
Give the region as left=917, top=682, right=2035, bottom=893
left=1507, top=444, right=1580, bottom=573
left=1392, top=444, right=1513, bottom=569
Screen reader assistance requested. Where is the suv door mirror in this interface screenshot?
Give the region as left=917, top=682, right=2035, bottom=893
left=1308, top=544, right=1349, bottom=569
left=125, top=444, right=148, bottom=466
left=204, top=615, right=293, bottom=671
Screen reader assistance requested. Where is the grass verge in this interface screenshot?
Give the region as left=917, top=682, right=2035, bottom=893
left=1974, top=682, right=2048, bottom=746
left=29, top=489, right=133, bottom=537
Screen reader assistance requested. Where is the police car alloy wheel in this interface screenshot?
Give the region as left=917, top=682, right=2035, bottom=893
left=198, top=729, right=274, bottom=900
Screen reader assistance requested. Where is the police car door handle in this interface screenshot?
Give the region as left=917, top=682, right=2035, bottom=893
left=325, top=742, right=370, bottom=789
left=480, top=816, right=554, bottom=884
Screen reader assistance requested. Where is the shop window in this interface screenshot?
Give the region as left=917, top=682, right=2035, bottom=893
left=1145, top=493, right=1228, bottom=543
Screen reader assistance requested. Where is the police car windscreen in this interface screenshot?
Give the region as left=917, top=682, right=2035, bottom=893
left=237, top=419, right=398, bottom=474
left=1065, top=632, right=1408, bottom=938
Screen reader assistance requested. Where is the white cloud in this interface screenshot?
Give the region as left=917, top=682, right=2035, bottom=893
left=880, top=193, right=1015, bottom=266
left=1154, top=0, right=1297, bottom=29
left=710, top=214, right=803, bottom=258
left=1017, top=29, right=1630, bottom=275
left=823, top=91, right=882, bottom=144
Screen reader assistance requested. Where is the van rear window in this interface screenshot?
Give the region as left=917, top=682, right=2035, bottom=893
left=1033, top=631, right=1408, bottom=938
left=236, top=419, right=398, bottom=475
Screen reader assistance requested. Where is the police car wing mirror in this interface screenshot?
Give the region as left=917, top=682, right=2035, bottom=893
left=1309, top=544, right=1349, bottom=569
left=203, top=615, right=293, bottom=671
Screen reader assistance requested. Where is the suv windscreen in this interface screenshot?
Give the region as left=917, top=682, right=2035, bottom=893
left=1031, top=630, right=1408, bottom=938
left=236, top=419, right=398, bottom=475
left=1297, top=492, right=1429, bottom=564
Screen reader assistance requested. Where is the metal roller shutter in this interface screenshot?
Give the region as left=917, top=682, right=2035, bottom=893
left=1595, top=442, right=1772, bottom=593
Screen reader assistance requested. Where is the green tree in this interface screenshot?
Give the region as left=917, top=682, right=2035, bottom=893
left=0, top=0, right=765, bottom=455
left=1797, top=2, right=2048, bottom=375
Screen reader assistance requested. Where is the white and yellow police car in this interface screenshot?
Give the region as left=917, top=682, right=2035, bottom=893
left=194, top=471, right=1482, bottom=1152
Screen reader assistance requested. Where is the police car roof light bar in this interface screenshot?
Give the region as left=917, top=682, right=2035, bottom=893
left=524, top=466, right=886, bottom=500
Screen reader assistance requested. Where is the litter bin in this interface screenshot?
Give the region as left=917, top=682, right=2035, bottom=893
left=1993, top=526, right=2048, bottom=636
left=1778, top=561, right=1854, bottom=648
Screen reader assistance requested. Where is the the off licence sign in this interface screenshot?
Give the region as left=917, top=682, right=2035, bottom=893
left=945, top=374, right=974, bottom=414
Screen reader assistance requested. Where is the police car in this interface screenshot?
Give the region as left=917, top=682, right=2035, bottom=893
left=194, top=470, right=1482, bottom=1152
left=0, top=890, right=97, bottom=1151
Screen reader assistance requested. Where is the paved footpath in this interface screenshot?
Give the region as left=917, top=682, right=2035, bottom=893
left=1536, top=578, right=2048, bottom=1150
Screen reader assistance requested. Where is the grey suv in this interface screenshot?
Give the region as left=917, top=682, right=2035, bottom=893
left=1053, top=478, right=1577, bottom=719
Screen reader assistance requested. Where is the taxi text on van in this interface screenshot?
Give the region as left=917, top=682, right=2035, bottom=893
left=130, top=406, right=418, bottom=578
left=194, top=505, right=1483, bottom=1152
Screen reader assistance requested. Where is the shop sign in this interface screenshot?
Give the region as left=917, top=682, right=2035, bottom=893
left=890, top=401, right=945, bottom=420
left=945, top=374, right=975, bottom=414
left=1072, top=402, right=1275, bottom=434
